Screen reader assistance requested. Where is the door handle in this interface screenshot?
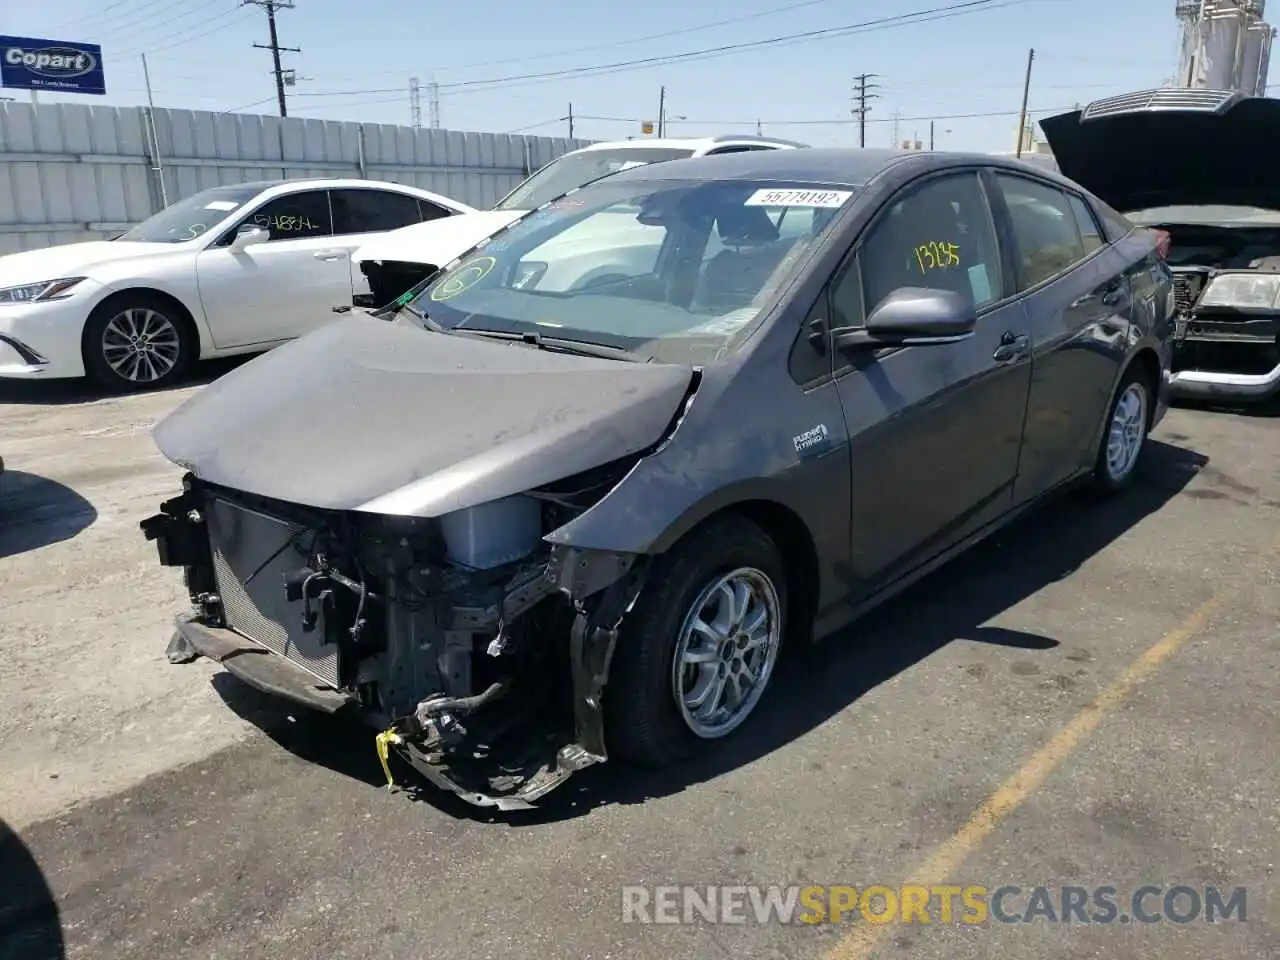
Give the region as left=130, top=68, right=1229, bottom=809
left=313, top=249, right=347, bottom=261
left=992, top=332, right=1029, bottom=363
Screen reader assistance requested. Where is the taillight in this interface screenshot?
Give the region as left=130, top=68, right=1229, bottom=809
left=1152, top=228, right=1171, bottom=259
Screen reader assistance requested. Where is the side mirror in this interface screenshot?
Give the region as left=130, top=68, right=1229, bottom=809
left=831, top=287, right=977, bottom=351
left=229, top=223, right=269, bottom=251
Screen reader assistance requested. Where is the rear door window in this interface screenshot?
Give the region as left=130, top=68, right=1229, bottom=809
left=1067, top=193, right=1105, bottom=253
left=331, top=189, right=424, bottom=235
left=993, top=174, right=1088, bottom=290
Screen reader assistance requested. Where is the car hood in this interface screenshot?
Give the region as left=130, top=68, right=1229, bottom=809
left=1039, top=89, right=1280, bottom=213
left=350, top=210, right=525, bottom=268
left=1039, top=88, right=1280, bottom=213
left=0, top=240, right=179, bottom=286
left=152, top=313, right=693, bottom=518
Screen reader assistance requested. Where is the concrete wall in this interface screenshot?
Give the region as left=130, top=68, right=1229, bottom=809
left=0, top=102, right=591, bottom=254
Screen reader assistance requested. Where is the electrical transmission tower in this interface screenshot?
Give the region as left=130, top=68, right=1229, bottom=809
left=427, top=80, right=440, bottom=128
left=850, top=73, right=880, bottom=148
left=244, top=0, right=299, bottom=117
left=409, top=77, right=422, bottom=128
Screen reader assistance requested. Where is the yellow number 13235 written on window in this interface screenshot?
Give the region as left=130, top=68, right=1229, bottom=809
left=914, top=241, right=960, bottom=273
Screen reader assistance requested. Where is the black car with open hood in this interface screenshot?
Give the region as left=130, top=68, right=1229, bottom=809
left=1041, top=88, right=1280, bottom=402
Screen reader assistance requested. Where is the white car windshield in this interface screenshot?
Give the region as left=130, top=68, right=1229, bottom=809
left=408, top=178, right=853, bottom=363
left=117, top=184, right=264, bottom=243
left=493, top=148, right=695, bottom=213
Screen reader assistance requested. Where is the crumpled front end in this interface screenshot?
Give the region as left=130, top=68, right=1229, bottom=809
left=1169, top=266, right=1280, bottom=402
left=141, top=463, right=654, bottom=811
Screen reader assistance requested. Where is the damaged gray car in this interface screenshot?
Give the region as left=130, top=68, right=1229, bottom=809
left=142, top=148, right=1172, bottom=810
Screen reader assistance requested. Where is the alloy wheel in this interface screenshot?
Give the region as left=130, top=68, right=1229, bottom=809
left=670, top=566, right=782, bottom=739
left=101, top=307, right=182, bottom=384
left=1105, top=381, right=1147, bottom=483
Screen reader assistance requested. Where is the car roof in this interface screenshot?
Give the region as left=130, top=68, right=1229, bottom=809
left=571, top=134, right=808, bottom=155
left=208, top=178, right=444, bottom=195
left=598, top=146, right=1099, bottom=193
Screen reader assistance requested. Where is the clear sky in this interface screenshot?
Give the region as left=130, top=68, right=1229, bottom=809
left=6, top=0, right=1196, bottom=152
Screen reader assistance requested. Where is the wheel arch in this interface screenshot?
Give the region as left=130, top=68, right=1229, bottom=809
left=657, top=497, right=820, bottom=647
left=82, top=286, right=203, bottom=363
left=1127, top=346, right=1162, bottom=428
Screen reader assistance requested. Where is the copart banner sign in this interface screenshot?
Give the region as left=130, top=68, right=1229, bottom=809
left=0, top=36, right=106, bottom=95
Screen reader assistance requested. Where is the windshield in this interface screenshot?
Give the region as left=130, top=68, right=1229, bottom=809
left=118, top=184, right=264, bottom=243
left=493, top=148, right=695, bottom=212
left=1125, top=204, right=1280, bottom=227
left=407, top=178, right=853, bottom=363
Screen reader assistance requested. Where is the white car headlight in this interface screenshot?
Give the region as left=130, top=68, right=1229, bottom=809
left=0, top=277, right=87, bottom=305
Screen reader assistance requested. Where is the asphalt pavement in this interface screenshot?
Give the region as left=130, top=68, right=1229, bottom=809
left=0, top=369, right=1276, bottom=960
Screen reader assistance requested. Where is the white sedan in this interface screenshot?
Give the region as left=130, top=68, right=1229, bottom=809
left=0, top=178, right=475, bottom=391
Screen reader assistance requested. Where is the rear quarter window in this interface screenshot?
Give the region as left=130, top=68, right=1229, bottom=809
left=1093, top=200, right=1135, bottom=242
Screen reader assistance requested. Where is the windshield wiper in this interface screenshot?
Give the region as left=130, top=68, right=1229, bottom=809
left=454, top=328, right=652, bottom=362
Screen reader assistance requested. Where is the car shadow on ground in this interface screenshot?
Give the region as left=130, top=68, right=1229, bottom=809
left=211, top=438, right=1210, bottom=824
left=0, top=356, right=252, bottom=406
left=0, top=819, right=65, bottom=960
left=0, top=471, right=97, bottom=560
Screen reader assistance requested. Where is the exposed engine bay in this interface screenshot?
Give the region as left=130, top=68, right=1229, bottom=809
left=1157, top=222, right=1280, bottom=380
left=140, top=453, right=661, bottom=811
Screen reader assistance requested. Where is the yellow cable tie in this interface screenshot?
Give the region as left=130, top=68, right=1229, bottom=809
left=375, top=729, right=403, bottom=789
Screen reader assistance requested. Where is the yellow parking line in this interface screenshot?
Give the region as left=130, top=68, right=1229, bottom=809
left=821, top=534, right=1280, bottom=960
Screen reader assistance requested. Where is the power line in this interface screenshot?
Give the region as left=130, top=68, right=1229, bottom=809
left=244, top=0, right=300, bottom=117
left=285, top=0, right=1048, bottom=102
left=116, top=8, right=254, bottom=59
left=45, top=0, right=172, bottom=37
left=430, top=0, right=842, bottom=74
left=436, top=0, right=1047, bottom=92
left=95, top=0, right=208, bottom=42
left=851, top=73, right=881, bottom=147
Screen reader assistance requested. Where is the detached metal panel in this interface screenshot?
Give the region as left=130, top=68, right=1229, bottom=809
left=0, top=101, right=591, bottom=252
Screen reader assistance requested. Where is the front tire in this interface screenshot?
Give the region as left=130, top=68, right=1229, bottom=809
left=605, top=516, right=787, bottom=767
left=1088, top=366, right=1151, bottom=496
left=82, top=293, right=195, bottom=392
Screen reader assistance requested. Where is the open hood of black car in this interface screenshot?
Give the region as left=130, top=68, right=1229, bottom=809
left=153, top=314, right=694, bottom=518
left=1039, top=88, right=1280, bottom=213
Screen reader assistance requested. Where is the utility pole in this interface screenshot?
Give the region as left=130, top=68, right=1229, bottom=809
left=1015, top=47, right=1035, bottom=157
left=850, top=73, right=880, bottom=148
left=657, top=85, right=666, bottom=137
left=245, top=1, right=299, bottom=118
left=568, top=102, right=574, bottom=138
left=409, top=77, right=422, bottom=129
left=140, top=53, right=168, bottom=207
left=756, top=118, right=762, bottom=135
left=929, top=120, right=935, bottom=150
left=891, top=109, right=901, bottom=148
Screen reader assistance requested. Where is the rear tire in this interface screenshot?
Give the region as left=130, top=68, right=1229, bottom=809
left=82, top=292, right=195, bottom=393
left=604, top=516, right=787, bottom=768
left=1087, top=365, right=1151, bottom=497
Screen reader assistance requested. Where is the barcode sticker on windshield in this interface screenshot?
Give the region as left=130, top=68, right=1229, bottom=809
left=204, top=200, right=240, bottom=211
left=744, top=188, right=852, bottom=208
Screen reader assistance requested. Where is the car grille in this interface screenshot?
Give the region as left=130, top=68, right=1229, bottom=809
left=205, top=496, right=339, bottom=687
left=1171, top=270, right=1207, bottom=313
